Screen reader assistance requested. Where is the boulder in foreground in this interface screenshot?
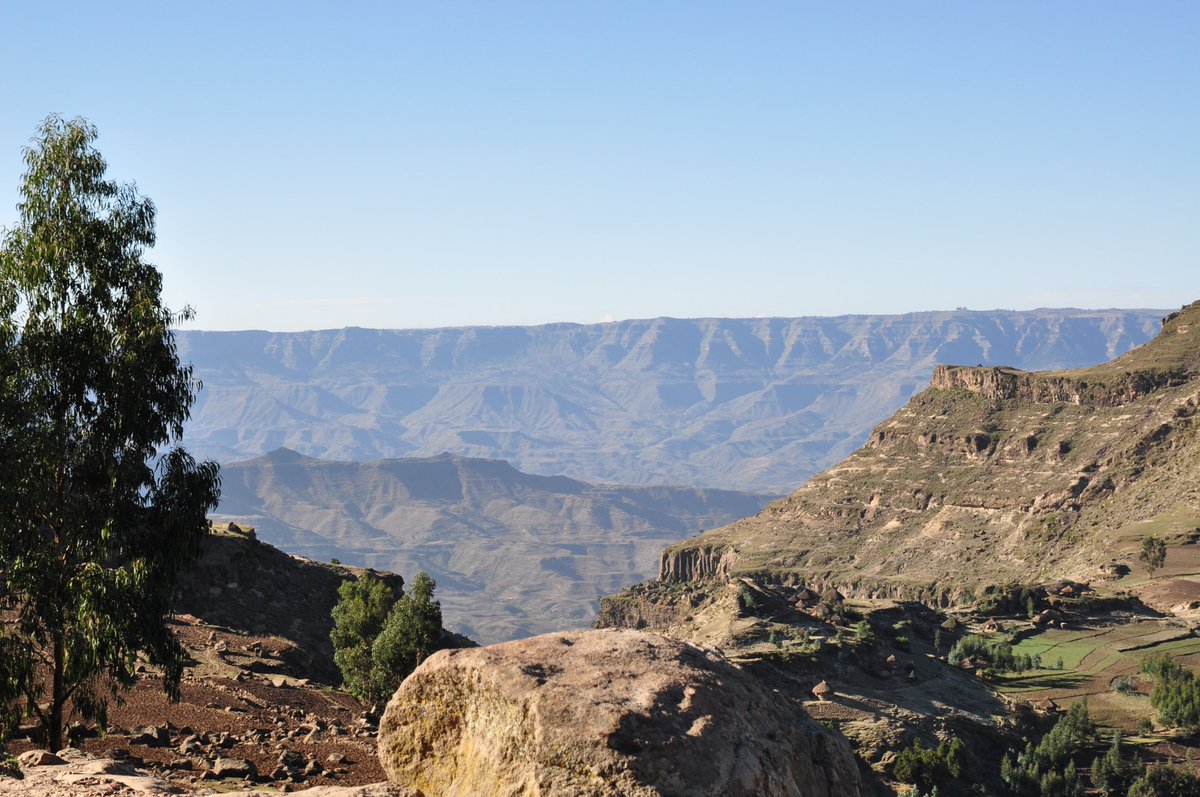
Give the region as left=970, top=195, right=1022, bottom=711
left=378, top=628, right=862, bottom=797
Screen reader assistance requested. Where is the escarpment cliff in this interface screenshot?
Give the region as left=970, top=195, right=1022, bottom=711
left=931, top=363, right=1188, bottom=407
left=647, top=301, right=1200, bottom=599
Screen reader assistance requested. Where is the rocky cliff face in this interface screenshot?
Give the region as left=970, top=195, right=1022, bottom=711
left=930, top=363, right=1187, bottom=407
left=377, top=629, right=863, bottom=797
left=644, top=301, right=1200, bottom=599
left=177, top=309, right=1163, bottom=493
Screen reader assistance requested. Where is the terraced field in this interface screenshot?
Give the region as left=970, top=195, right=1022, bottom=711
left=995, top=618, right=1200, bottom=730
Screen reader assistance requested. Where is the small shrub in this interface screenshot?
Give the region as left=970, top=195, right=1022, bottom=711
left=1112, top=675, right=1137, bottom=695
left=1140, top=536, right=1167, bottom=575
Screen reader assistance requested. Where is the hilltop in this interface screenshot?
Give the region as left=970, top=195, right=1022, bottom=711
left=176, top=309, right=1162, bottom=493
left=649, top=301, right=1200, bottom=599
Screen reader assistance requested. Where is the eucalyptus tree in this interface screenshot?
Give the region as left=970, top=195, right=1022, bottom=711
left=0, top=116, right=220, bottom=752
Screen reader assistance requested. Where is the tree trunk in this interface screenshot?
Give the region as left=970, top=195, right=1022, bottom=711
left=49, top=637, right=64, bottom=753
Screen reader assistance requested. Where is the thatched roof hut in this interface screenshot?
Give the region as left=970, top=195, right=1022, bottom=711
left=812, top=680, right=833, bottom=701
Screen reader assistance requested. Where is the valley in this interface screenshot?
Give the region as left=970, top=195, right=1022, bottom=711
left=211, top=448, right=773, bottom=643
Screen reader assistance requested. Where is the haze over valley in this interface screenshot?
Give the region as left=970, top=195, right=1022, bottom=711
left=211, top=448, right=772, bottom=643
left=181, top=308, right=1162, bottom=495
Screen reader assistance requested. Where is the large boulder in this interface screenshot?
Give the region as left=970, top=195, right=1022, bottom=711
left=378, top=628, right=863, bottom=797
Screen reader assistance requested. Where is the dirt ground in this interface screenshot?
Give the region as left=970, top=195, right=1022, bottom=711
left=6, top=617, right=386, bottom=792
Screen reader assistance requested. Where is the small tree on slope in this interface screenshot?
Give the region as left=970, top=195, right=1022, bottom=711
left=0, top=116, right=221, bottom=752
left=331, top=570, right=443, bottom=709
left=330, top=573, right=398, bottom=705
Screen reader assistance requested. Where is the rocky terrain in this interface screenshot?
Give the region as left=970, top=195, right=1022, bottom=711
left=2, top=524, right=465, bottom=795
left=595, top=301, right=1200, bottom=793
left=212, top=449, right=773, bottom=643
left=176, top=309, right=1162, bottom=493
left=6, top=307, right=1198, bottom=796
left=173, top=523, right=406, bottom=682
left=645, top=301, right=1200, bottom=599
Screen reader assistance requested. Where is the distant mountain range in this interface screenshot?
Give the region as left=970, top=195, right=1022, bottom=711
left=178, top=309, right=1165, bottom=494
left=212, top=448, right=774, bottom=643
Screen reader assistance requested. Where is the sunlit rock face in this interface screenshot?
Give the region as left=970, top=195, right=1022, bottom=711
left=377, top=628, right=863, bottom=797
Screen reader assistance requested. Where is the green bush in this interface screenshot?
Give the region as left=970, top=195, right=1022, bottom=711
left=1139, top=536, right=1167, bottom=575
left=1127, top=765, right=1200, bottom=797
left=1090, top=731, right=1139, bottom=797
left=330, top=571, right=444, bottom=708
left=330, top=573, right=397, bottom=705
left=1142, top=653, right=1200, bottom=731
left=893, top=736, right=966, bottom=792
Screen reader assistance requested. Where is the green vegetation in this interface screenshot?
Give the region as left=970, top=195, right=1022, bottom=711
left=331, top=571, right=444, bottom=708
left=892, top=736, right=966, bottom=793
left=949, top=634, right=1040, bottom=674
left=1142, top=653, right=1200, bottom=731
left=1000, top=701, right=1095, bottom=796
left=1140, top=536, right=1167, bottom=575
left=1091, top=732, right=1140, bottom=797
left=331, top=573, right=397, bottom=705
left=0, top=116, right=221, bottom=752
left=1126, top=765, right=1200, bottom=797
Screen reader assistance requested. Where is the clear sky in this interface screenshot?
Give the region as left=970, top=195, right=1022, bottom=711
left=1, top=2, right=1195, bottom=331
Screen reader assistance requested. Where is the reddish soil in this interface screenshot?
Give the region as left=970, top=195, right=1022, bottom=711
left=7, top=618, right=386, bottom=792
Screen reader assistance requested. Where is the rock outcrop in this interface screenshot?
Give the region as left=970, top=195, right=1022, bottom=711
left=930, top=363, right=1186, bottom=407
left=636, top=300, right=1200, bottom=600
left=376, top=628, right=862, bottom=797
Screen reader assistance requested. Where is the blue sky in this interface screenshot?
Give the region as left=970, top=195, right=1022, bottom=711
left=1, top=2, right=1196, bottom=330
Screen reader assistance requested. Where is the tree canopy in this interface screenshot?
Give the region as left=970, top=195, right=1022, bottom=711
left=0, top=116, right=220, bottom=752
left=331, top=570, right=444, bottom=709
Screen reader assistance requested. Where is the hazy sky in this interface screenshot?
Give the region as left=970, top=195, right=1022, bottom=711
left=1, top=2, right=1195, bottom=331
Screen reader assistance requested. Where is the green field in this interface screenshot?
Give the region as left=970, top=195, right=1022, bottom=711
left=992, top=620, right=1200, bottom=731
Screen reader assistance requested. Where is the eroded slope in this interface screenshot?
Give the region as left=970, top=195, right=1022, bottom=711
left=655, top=302, right=1200, bottom=600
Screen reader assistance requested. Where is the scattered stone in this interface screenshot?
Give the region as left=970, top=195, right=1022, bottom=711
left=211, top=757, right=257, bottom=779
left=128, top=725, right=169, bottom=747
left=17, top=749, right=67, bottom=767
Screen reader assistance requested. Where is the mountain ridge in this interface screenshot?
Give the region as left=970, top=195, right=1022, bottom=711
left=177, top=308, right=1165, bottom=493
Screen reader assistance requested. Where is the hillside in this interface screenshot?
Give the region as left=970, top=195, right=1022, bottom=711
left=176, top=309, right=1162, bottom=493
left=213, top=449, right=773, bottom=643
left=648, top=301, right=1200, bottom=600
